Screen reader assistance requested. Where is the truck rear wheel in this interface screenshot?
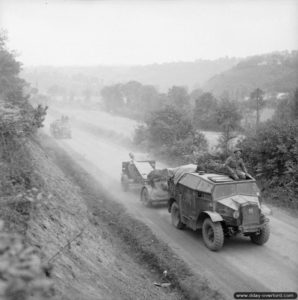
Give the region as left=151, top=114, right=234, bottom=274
left=202, top=218, right=224, bottom=251
left=250, top=223, right=270, bottom=245
left=171, top=202, right=185, bottom=229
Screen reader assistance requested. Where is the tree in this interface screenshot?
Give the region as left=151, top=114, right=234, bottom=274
left=122, top=81, right=161, bottom=114
left=122, top=81, right=143, bottom=109
left=193, top=92, right=218, bottom=130
left=0, top=31, right=47, bottom=137
left=101, top=81, right=162, bottom=118
left=137, top=105, right=209, bottom=164
left=273, top=88, right=298, bottom=122
left=101, top=84, right=124, bottom=113
left=167, top=86, right=190, bottom=111
left=238, top=119, right=298, bottom=207
left=215, top=98, right=242, bottom=156
left=190, top=88, right=203, bottom=106
left=147, top=106, right=193, bottom=147
left=0, top=31, right=27, bottom=106
left=249, top=88, right=265, bottom=131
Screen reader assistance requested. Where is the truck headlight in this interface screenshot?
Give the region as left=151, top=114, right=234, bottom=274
left=233, top=211, right=240, bottom=219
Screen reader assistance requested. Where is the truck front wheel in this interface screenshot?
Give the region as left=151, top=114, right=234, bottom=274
left=250, top=223, right=270, bottom=245
left=171, top=202, right=185, bottom=229
left=202, top=218, right=224, bottom=251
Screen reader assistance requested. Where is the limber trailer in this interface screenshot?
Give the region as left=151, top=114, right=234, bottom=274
left=121, top=154, right=169, bottom=207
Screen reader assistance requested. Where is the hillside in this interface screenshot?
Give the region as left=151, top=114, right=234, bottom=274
left=21, top=57, right=239, bottom=94
left=204, top=51, right=298, bottom=98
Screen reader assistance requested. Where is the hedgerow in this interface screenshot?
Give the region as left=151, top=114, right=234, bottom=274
left=0, top=31, right=51, bottom=299
left=239, top=119, right=298, bottom=209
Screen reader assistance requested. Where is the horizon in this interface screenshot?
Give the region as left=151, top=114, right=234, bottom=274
left=20, top=49, right=297, bottom=69
left=1, top=0, right=297, bottom=67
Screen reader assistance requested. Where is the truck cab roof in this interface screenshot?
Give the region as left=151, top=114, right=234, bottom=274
left=178, top=172, right=256, bottom=194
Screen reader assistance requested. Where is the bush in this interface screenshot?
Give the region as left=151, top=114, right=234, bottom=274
left=238, top=120, right=298, bottom=208
left=0, top=220, right=52, bottom=300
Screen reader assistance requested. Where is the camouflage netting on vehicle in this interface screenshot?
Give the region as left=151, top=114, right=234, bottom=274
left=147, top=169, right=169, bottom=185
left=197, top=160, right=227, bottom=175
left=167, top=161, right=230, bottom=184
left=167, top=164, right=197, bottom=184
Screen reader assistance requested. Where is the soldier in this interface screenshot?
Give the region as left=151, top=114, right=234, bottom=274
left=224, top=148, right=248, bottom=180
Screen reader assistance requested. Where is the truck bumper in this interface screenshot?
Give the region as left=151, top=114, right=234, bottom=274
left=239, top=218, right=269, bottom=233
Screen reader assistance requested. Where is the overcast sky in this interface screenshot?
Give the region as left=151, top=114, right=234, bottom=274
left=0, top=0, right=297, bottom=66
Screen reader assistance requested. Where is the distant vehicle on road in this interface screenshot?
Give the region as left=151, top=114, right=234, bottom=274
left=168, top=165, right=270, bottom=251
left=50, top=116, right=71, bottom=139
left=121, top=153, right=169, bottom=207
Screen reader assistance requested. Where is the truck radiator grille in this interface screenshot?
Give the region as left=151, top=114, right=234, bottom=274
left=241, top=204, right=260, bottom=226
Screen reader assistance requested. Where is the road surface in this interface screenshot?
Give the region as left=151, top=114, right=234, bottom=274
left=46, top=109, right=298, bottom=299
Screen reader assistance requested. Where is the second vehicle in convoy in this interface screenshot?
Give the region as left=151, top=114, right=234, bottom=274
left=121, top=153, right=169, bottom=206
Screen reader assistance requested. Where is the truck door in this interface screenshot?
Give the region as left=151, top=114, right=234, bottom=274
left=197, top=191, right=213, bottom=214
left=180, top=186, right=197, bottom=224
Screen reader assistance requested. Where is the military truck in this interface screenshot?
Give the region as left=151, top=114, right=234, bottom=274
left=121, top=153, right=169, bottom=206
left=50, top=116, right=71, bottom=139
left=168, top=165, right=270, bottom=251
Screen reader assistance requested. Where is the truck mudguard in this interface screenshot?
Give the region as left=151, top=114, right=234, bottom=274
left=202, top=211, right=223, bottom=222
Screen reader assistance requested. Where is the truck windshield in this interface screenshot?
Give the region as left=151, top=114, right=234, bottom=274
left=237, top=182, right=259, bottom=196
left=213, top=182, right=259, bottom=200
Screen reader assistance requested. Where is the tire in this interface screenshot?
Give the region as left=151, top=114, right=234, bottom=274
left=250, top=223, right=270, bottom=245
left=202, top=218, right=224, bottom=251
left=171, top=202, right=185, bottom=229
left=121, top=175, right=129, bottom=192
left=141, top=188, right=151, bottom=207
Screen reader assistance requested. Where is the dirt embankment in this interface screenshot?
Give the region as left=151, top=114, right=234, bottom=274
left=19, top=136, right=183, bottom=300
left=1, top=133, right=223, bottom=300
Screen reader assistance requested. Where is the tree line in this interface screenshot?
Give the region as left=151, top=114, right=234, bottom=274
left=101, top=80, right=298, bottom=210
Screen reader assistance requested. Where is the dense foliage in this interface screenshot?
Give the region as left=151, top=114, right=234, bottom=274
left=101, top=81, right=165, bottom=119
left=130, top=77, right=297, bottom=209
left=134, top=105, right=208, bottom=164
left=0, top=32, right=47, bottom=195
left=0, top=33, right=47, bottom=138
left=193, top=92, right=218, bottom=130
left=0, top=32, right=51, bottom=299
left=238, top=92, right=298, bottom=208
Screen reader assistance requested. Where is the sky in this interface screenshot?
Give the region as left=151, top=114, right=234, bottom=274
left=0, top=0, right=297, bottom=66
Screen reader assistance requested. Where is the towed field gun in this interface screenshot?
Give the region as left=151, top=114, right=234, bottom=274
left=121, top=153, right=169, bottom=206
